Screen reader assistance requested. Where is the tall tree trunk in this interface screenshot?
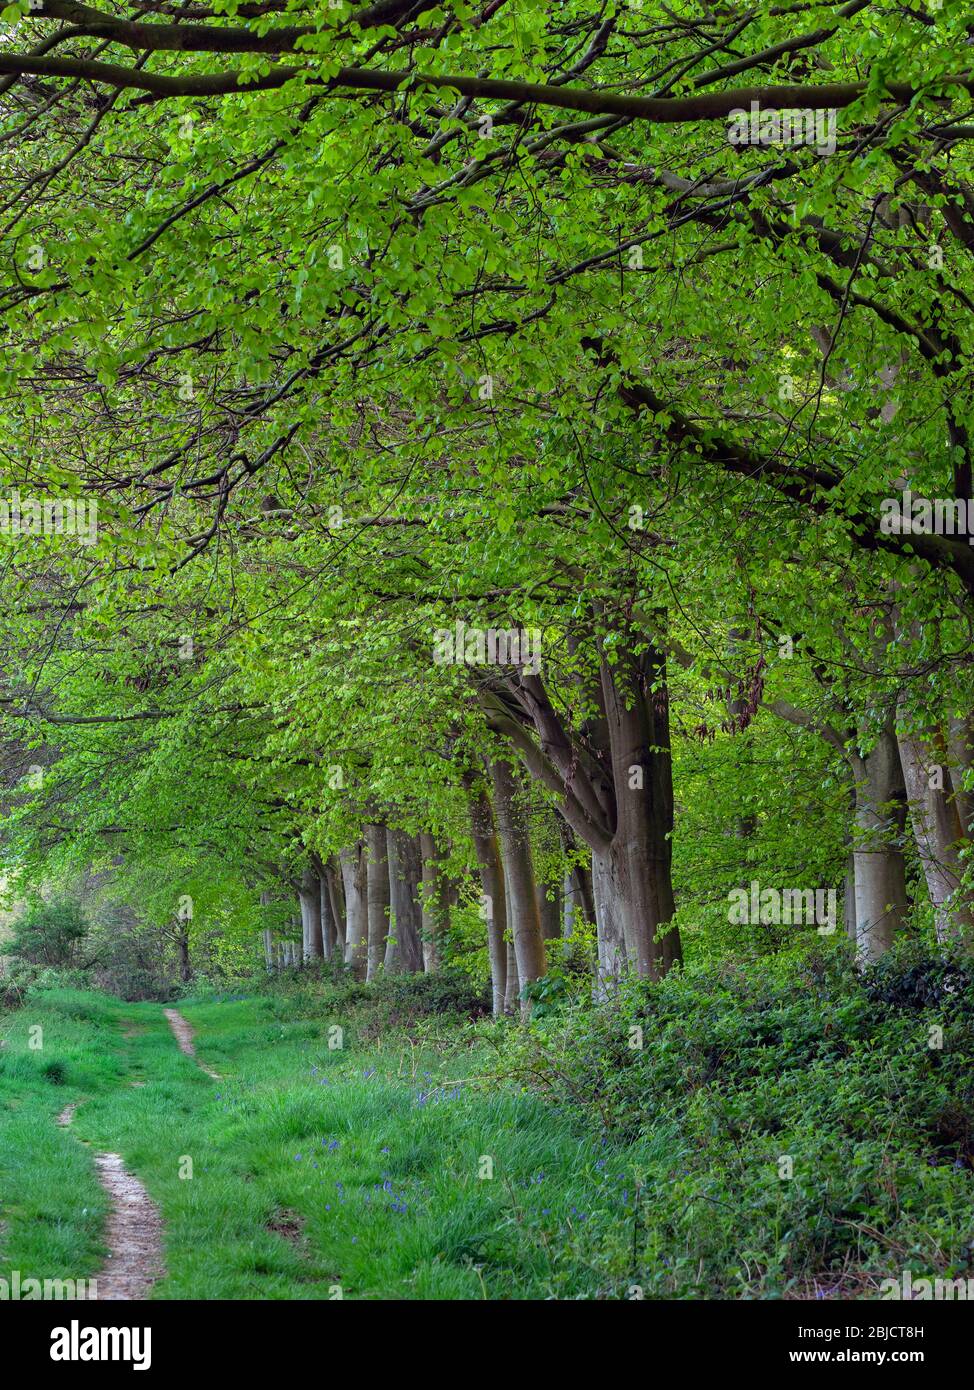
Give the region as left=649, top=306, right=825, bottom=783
left=897, top=713, right=974, bottom=943
left=419, top=833, right=451, bottom=972
left=383, top=841, right=401, bottom=973
left=594, top=642, right=681, bottom=981
left=365, top=823, right=389, bottom=981
left=316, top=859, right=337, bottom=961
left=464, top=772, right=508, bottom=1017
left=324, top=857, right=346, bottom=955
left=556, top=821, right=594, bottom=934
left=489, top=755, right=545, bottom=1019
left=504, top=939, right=520, bottom=1015
left=850, top=720, right=910, bottom=963
left=340, top=843, right=368, bottom=978
left=387, top=829, right=424, bottom=973
left=260, top=889, right=276, bottom=972
left=481, top=630, right=681, bottom=990
left=288, top=918, right=302, bottom=969
left=590, top=852, right=629, bottom=986
left=299, top=864, right=323, bottom=961
left=297, top=890, right=309, bottom=960
left=947, top=712, right=974, bottom=841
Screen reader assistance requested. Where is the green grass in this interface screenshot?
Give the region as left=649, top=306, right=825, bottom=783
left=0, top=990, right=117, bottom=1285
left=0, top=985, right=656, bottom=1299
left=9, top=952, right=969, bottom=1301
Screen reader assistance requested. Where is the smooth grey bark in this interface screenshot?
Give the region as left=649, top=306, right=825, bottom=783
left=947, top=712, right=974, bottom=841
left=288, top=919, right=303, bottom=969
left=767, top=629, right=905, bottom=963
left=260, top=889, right=276, bottom=971
left=296, top=888, right=309, bottom=960
left=419, top=832, right=451, bottom=972
left=481, top=634, right=681, bottom=989
left=317, top=861, right=337, bottom=960
left=590, top=852, right=629, bottom=985
left=464, top=772, right=508, bottom=1017
left=340, top=842, right=368, bottom=978
left=558, top=821, right=595, bottom=934
left=383, top=840, right=401, bottom=972
left=504, top=938, right=519, bottom=1015
left=324, top=856, right=346, bottom=954
left=387, top=829, right=424, bottom=973
left=298, top=863, right=323, bottom=961
left=850, top=720, right=910, bottom=964
left=365, top=823, right=390, bottom=981
left=897, top=713, right=973, bottom=943
left=489, top=755, right=546, bottom=1019
left=593, top=643, right=680, bottom=983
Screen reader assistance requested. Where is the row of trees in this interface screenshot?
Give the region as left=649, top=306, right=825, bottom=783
left=0, top=0, right=972, bottom=1008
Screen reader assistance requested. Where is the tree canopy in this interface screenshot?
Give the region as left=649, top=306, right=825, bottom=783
left=0, top=0, right=972, bottom=1000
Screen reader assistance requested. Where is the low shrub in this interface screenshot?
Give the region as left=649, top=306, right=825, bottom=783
left=490, top=941, right=974, bottom=1296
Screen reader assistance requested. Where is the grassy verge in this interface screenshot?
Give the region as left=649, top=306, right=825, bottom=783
left=3, top=947, right=972, bottom=1300
left=0, top=983, right=656, bottom=1299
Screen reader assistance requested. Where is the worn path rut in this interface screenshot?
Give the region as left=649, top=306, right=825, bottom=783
left=57, top=1102, right=165, bottom=1300
left=164, top=1007, right=221, bottom=1079
left=52, top=1005, right=218, bottom=1299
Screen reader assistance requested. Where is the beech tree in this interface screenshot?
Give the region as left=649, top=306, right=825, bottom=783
left=1, top=0, right=973, bottom=1002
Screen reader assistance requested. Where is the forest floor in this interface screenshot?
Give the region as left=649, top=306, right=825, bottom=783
left=0, top=986, right=644, bottom=1298
left=2, top=958, right=973, bottom=1300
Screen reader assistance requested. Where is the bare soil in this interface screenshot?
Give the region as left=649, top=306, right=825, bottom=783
left=163, top=1007, right=221, bottom=1079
